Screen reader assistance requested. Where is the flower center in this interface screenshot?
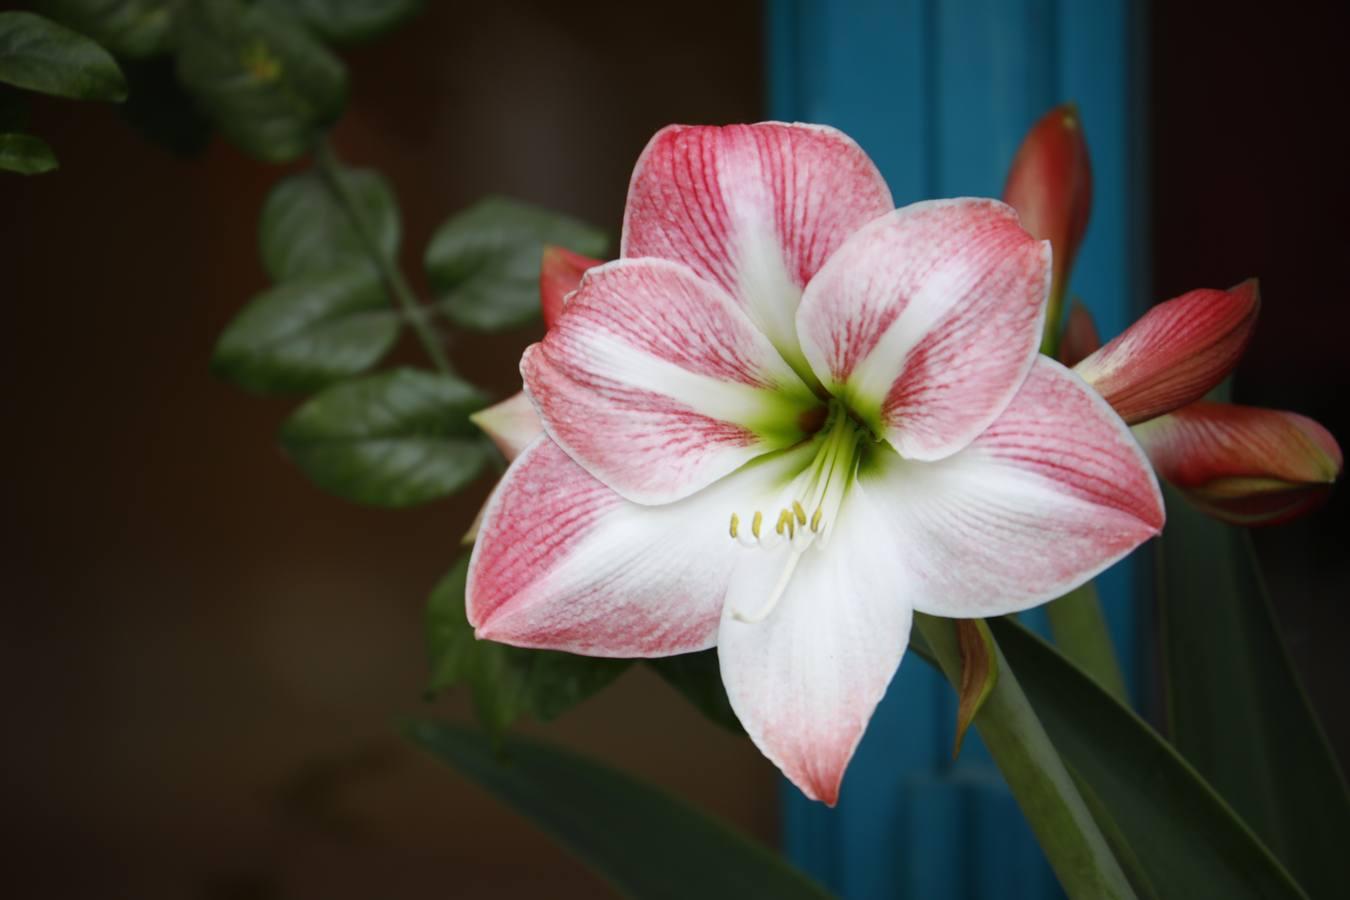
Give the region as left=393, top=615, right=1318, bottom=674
left=727, top=402, right=868, bottom=623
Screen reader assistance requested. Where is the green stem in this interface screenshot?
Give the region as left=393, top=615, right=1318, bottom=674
left=1045, top=582, right=1129, bottom=703
left=1040, top=281, right=1067, bottom=356
left=913, top=613, right=1135, bottom=900
left=314, top=138, right=453, bottom=375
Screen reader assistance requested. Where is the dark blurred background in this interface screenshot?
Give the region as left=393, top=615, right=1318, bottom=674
left=2, top=2, right=1346, bottom=898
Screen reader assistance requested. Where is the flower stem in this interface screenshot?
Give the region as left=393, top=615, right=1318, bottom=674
left=912, top=613, right=1134, bottom=899
left=314, top=138, right=453, bottom=375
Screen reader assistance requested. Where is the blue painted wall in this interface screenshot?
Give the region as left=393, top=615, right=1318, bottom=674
left=767, top=2, right=1149, bottom=897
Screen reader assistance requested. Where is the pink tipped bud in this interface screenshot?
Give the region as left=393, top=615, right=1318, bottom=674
left=540, top=245, right=602, bottom=330
left=1075, top=280, right=1260, bottom=424
left=1004, top=103, right=1093, bottom=339
left=1135, top=402, right=1342, bottom=526
left=1058, top=300, right=1102, bottom=367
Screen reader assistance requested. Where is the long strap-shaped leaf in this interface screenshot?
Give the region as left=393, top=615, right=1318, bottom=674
left=989, top=617, right=1309, bottom=899
left=1158, top=489, right=1350, bottom=897
left=407, top=721, right=834, bottom=900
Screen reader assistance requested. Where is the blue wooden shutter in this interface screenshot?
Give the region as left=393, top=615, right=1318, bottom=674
left=767, top=2, right=1149, bottom=897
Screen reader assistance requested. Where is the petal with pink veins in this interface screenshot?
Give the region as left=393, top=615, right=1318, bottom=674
left=522, top=258, right=820, bottom=505
left=540, top=245, right=601, bottom=330
left=1074, top=280, right=1260, bottom=424
left=796, top=199, right=1051, bottom=461
left=851, top=357, right=1164, bottom=618
left=717, top=504, right=913, bottom=807
left=622, top=122, right=893, bottom=378
left=468, top=436, right=817, bottom=656
left=1134, top=402, right=1342, bottom=526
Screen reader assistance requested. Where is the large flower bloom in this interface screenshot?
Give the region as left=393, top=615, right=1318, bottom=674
left=467, top=123, right=1165, bottom=803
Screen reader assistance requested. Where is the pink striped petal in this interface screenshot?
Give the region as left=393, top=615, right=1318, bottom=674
left=1134, top=402, right=1342, bottom=526
left=717, top=509, right=912, bottom=806
left=522, top=258, right=820, bottom=505
left=622, top=123, right=893, bottom=375
left=1058, top=300, right=1102, bottom=367
left=796, top=199, right=1051, bottom=461
left=1074, top=280, right=1260, bottom=424
left=540, top=245, right=601, bottom=330
left=470, top=391, right=542, bottom=462
left=468, top=437, right=811, bottom=655
left=850, top=357, right=1163, bottom=617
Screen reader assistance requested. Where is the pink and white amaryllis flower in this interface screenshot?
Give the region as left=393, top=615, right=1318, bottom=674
left=466, top=123, right=1165, bottom=804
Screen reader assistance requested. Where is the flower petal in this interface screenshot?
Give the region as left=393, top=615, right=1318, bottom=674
left=540, top=244, right=601, bottom=330
left=1134, top=402, right=1342, bottom=526
left=468, top=436, right=815, bottom=655
left=622, top=122, right=893, bottom=376
left=470, top=390, right=542, bottom=462
left=717, top=509, right=912, bottom=806
left=522, top=258, right=819, bottom=505
left=796, top=199, right=1051, bottom=461
left=851, top=357, right=1163, bottom=618
left=1074, top=280, right=1260, bottom=424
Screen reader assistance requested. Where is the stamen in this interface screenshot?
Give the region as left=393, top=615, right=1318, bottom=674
left=733, top=549, right=803, bottom=623
left=724, top=401, right=868, bottom=600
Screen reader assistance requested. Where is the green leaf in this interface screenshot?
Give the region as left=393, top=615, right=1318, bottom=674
left=425, top=555, right=630, bottom=734
left=174, top=0, right=345, bottom=162
left=279, top=368, right=492, bottom=507
left=260, top=0, right=424, bottom=45
left=647, top=650, right=744, bottom=735
left=260, top=165, right=399, bottom=282
left=0, top=11, right=127, bottom=102
left=0, top=132, right=58, bottom=174
left=408, top=721, right=835, bottom=900
left=913, top=613, right=1136, bottom=899
left=426, top=197, right=608, bottom=332
left=1157, top=487, right=1350, bottom=897
left=989, top=616, right=1309, bottom=899
left=118, top=55, right=212, bottom=157
left=1045, top=581, right=1128, bottom=703
left=211, top=264, right=400, bottom=394
left=35, top=0, right=176, bottom=59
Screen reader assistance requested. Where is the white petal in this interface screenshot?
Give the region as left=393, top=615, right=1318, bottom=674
left=851, top=357, right=1164, bottom=618
left=717, top=502, right=913, bottom=806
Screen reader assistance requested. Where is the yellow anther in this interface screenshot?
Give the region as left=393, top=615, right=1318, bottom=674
left=793, top=501, right=807, bottom=524
left=810, top=507, right=823, bottom=532
left=730, top=512, right=740, bottom=539
left=752, top=511, right=763, bottom=538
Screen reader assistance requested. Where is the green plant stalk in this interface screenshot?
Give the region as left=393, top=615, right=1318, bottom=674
left=1040, top=282, right=1067, bottom=356
left=1045, top=582, right=1128, bottom=703
left=314, top=138, right=453, bottom=374
left=913, top=612, right=1135, bottom=900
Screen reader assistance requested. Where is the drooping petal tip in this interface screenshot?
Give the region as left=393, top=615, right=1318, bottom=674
left=540, top=245, right=601, bottom=330
left=1075, top=279, right=1260, bottom=424
left=1135, top=402, right=1342, bottom=526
